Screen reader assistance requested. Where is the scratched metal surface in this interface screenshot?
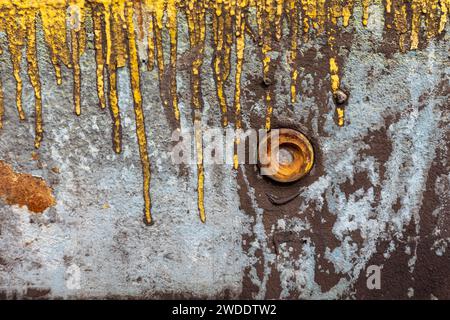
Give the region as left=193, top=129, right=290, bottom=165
left=0, top=2, right=449, bottom=299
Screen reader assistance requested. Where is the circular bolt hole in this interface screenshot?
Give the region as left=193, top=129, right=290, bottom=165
left=333, top=89, right=348, bottom=105
left=259, top=128, right=314, bottom=183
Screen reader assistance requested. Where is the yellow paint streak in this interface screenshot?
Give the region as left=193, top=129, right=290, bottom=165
left=383, top=0, right=447, bottom=50
left=222, top=13, right=233, bottom=81
left=40, top=2, right=70, bottom=85
left=108, top=63, right=122, bottom=154
left=342, top=0, right=354, bottom=27
left=167, top=0, right=180, bottom=122
left=144, top=0, right=168, bottom=108
left=275, top=0, right=284, bottom=40
left=71, top=30, right=81, bottom=116
left=233, top=2, right=246, bottom=170
left=262, top=0, right=274, bottom=131
left=386, top=0, right=392, bottom=13
left=195, top=116, right=205, bottom=222
left=362, top=0, right=371, bottom=26
left=105, top=1, right=126, bottom=154
left=329, top=57, right=340, bottom=93
left=68, top=1, right=85, bottom=116
left=5, top=5, right=26, bottom=120
left=301, top=0, right=315, bottom=33
left=289, top=0, right=298, bottom=103
left=409, top=0, right=441, bottom=50
left=186, top=0, right=207, bottom=222
left=425, top=0, right=440, bottom=40
left=329, top=0, right=341, bottom=26
left=328, top=14, right=343, bottom=127
left=103, top=1, right=113, bottom=66
left=393, top=1, right=408, bottom=52
left=440, top=0, right=449, bottom=33
left=264, top=91, right=273, bottom=130
left=213, top=3, right=229, bottom=127
left=0, top=75, right=3, bottom=130
left=111, top=0, right=127, bottom=67
left=337, top=107, right=345, bottom=126
left=125, top=1, right=152, bottom=225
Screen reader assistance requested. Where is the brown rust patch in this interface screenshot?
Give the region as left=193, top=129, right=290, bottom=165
left=0, top=160, right=55, bottom=213
left=25, top=287, right=51, bottom=299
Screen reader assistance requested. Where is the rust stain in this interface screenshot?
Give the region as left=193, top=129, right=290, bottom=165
left=259, top=129, right=315, bottom=183
left=0, top=160, right=55, bottom=213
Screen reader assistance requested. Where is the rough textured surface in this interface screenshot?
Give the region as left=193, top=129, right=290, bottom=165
left=0, top=3, right=449, bottom=299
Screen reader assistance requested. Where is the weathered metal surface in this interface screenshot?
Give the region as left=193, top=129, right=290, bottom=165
left=0, top=1, right=449, bottom=299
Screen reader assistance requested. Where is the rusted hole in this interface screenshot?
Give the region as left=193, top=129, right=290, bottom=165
left=333, top=89, right=349, bottom=105
left=260, top=77, right=273, bottom=88
left=259, top=128, right=314, bottom=183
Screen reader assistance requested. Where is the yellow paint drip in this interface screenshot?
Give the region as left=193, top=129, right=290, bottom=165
left=261, top=0, right=274, bottom=131
left=337, top=107, right=345, bottom=126
left=70, top=28, right=82, bottom=116
left=186, top=0, right=207, bottom=223
left=167, top=0, right=180, bottom=122
left=212, top=2, right=229, bottom=127
left=233, top=1, right=246, bottom=169
left=125, top=1, right=152, bottom=225
left=329, top=57, right=340, bottom=93
left=108, top=63, right=122, bottom=154
left=107, top=1, right=125, bottom=154
left=275, top=0, right=284, bottom=40
left=289, top=0, right=299, bottom=103
left=440, top=0, right=449, bottom=33
left=5, top=6, right=26, bottom=121
left=342, top=0, right=354, bottom=27
left=39, top=2, right=71, bottom=85
left=146, top=12, right=155, bottom=70
left=69, top=0, right=86, bottom=116
left=328, top=10, right=343, bottom=127
left=386, top=0, right=392, bottom=13
left=393, top=1, right=408, bottom=52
